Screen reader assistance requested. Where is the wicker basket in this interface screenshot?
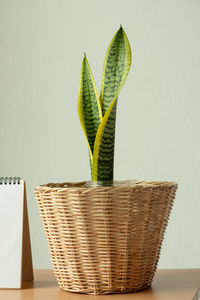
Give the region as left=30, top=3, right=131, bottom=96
left=35, top=180, right=177, bottom=295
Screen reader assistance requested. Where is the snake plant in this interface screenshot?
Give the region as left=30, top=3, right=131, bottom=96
left=77, top=26, right=132, bottom=182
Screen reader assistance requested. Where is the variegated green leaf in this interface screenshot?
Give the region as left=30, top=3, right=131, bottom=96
left=100, top=25, right=132, bottom=116
left=92, top=100, right=117, bottom=181
left=92, top=26, right=132, bottom=181
left=77, top=54, right=102, bottom=164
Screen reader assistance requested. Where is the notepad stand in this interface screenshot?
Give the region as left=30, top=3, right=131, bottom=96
left=0, top=178, right=33, bottom=289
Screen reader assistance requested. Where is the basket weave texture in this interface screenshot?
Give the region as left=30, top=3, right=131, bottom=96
left=35, top=180, right=177, bottom=295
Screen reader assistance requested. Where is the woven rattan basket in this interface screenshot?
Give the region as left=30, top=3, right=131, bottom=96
left=35, top=180, right=177, bottom=295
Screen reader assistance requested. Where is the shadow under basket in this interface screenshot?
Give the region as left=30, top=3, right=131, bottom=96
left=35, top=179, right=177, bottom=295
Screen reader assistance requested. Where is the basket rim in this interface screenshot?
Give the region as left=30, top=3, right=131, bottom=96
left=34, top=179, right=178, bottom=192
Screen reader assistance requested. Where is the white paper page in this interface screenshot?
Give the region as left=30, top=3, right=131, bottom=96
left=0, top=179, right=24, bottom=288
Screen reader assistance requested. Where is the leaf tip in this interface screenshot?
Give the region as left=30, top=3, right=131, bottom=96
left=118, top=24, right=124, bottom=34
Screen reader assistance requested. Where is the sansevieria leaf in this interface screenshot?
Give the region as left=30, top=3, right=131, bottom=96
left=92, top=26, right=132, bottom=181
left=77, top=54, right=102, bottom=165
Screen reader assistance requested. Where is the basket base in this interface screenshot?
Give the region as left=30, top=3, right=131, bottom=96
left=59, top=283, right=151, bottom=295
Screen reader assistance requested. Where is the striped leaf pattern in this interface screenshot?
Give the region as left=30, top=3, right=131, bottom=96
left=77, top=54, right=102, bottom=163
left=77, top=26, right=132, bottom=181
left=92, top=100, right=117, bottom=181
left=92, top=26, right=132, bottom=181
left=100, top=26, right=128, bottom=115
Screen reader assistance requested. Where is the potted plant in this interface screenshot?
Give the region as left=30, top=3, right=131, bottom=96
left=35, top=26, right=177, bottom=295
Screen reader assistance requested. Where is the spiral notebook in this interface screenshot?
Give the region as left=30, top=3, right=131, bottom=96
left=0, top=177, right=33, bottom=289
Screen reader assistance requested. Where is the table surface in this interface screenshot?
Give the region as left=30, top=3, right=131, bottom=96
left=0, top=269, right=199, bottom=299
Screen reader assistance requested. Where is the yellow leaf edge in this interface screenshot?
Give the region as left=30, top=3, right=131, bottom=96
left=99, top=27, right=120, bottom=107
left=77, top=55, right=103, bottom=166
left=92, top=29, right=132, bottom=181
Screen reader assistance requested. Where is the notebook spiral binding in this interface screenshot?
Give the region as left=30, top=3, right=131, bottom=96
left=0, top=177, right=21, bottom=184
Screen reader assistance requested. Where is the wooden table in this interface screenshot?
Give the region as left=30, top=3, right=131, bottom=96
left=0, top=269, right=199, bottom=299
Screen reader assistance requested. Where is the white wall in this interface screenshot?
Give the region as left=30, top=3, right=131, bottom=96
left=0, top=0, right=199, bottom=269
